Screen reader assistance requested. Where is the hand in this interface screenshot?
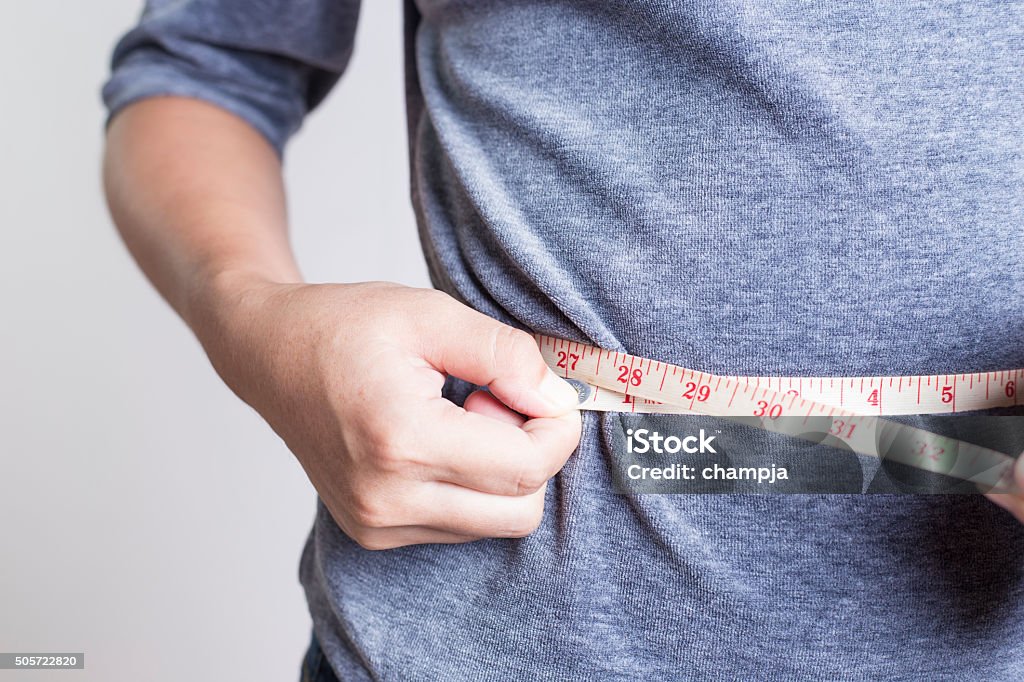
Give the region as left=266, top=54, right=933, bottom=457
left=985, top=455, right=1024, bottom=522
left=195, top=277, right=583, bottom=549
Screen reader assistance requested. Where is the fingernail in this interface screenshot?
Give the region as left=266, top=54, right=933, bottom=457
left=539, top=370, right=582, bottom=411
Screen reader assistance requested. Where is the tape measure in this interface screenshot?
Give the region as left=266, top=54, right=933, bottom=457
left=535, top=334, right=1024, bottom=494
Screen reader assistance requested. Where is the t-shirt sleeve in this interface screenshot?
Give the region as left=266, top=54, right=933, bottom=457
left=101, top=0, right=362, bottom=156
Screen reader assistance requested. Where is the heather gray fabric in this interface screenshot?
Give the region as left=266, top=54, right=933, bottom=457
left=103, top=1, right=1024, bottom=679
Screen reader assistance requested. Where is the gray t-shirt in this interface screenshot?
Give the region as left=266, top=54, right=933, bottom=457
left=104, top=1, right=1024, bottom=679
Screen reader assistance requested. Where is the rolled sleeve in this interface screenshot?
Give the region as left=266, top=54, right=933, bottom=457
left=101, top=0, right=362, bottom=156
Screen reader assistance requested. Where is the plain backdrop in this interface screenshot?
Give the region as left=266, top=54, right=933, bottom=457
left=0, top=2, right=427, bottom=680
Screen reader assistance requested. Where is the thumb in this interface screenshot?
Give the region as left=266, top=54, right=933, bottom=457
left=997, top=452, right=1024, bottom=496
left=1012, top=453, right=1024, bottom=494
left=984, top=452, right=1024, bottom=520
left=416, top=306, right=579, bottom=418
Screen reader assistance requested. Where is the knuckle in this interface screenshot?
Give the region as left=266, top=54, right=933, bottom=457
left=566, top=411, right=584, bottom=440
left=489, top=326, right=538, bottom=374
left=513, top=461, right=551, bottom=496
left=350, top=529, right=396, bottom=551
left=365, top=424, right=413, bottom=470
left=533, top=414, right=583, bottom=461
left=349, top=493, right=392, bottom=530
left=505, top=502, right=545, bottom=537
left=412, top=286, right=452, bottom=311
left=555, top=418, right=583, bottom=455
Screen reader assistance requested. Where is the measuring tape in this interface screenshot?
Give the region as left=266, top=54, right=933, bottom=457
left=535, top=334, right=1024, bottom=493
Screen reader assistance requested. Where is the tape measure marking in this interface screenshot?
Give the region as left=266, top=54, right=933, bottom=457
left=534, top=334, right=1023, bottom=493
left=538, top=336, right=1023, bottom=416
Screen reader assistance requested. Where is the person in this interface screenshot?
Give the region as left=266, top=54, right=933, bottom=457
left=102, top=1, right=1024, bottom=679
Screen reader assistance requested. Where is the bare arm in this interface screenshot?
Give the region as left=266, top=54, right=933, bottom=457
left=103, top=96, right=299, bottom=328
left=103, top=96, right=582, bottom=549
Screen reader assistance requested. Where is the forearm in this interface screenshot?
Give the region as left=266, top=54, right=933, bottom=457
left=102, top=96, right=301, bottom=334
left=100, top=96, right=581, bottom=552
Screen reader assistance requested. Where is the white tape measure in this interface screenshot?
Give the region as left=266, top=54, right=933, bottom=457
left=535, top=334, right=1024, bottom=493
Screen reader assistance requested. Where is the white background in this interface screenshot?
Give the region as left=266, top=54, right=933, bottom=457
left=0, top=2, right=427, bottom=680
